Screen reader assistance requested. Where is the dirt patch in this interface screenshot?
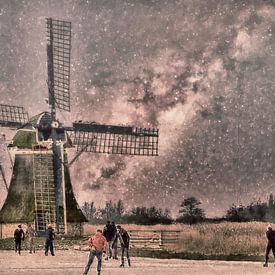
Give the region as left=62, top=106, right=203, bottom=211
left=0, top=250, right=273, bottom=275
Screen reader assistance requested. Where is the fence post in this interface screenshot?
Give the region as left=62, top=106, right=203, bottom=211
left=159, top=231, right=163, bottom=246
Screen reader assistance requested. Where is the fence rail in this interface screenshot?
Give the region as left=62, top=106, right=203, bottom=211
left=128, top=230, right=180, bottom=250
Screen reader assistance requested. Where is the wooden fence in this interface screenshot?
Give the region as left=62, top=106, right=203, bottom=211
left=128, top=230, right=180, bottom=250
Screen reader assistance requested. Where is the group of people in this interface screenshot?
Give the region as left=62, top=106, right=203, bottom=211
left=13, top=223, right=55, bottom=256
left=13, top=221, right=130, bottom=275
left=13, top=221, right=275, bottom=272
left=83, top=221, right=130, bottom=275
left=14, top=223, right=37, bottom=255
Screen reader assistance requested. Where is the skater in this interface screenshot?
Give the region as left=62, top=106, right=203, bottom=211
left=26, top=223, right=37, bottom=253
left=83, top=229, right=107, bottom=275
left=114, top=225, right=131, bottom=268
left=263, top=224, right=275, bottom=267
left=103, top=220, right=116, bottom=260
left=45, top=224, right=55, bottom=256
left=111, top=221, right=118, bottom=260
left=14, top=224, right=25, bottom=255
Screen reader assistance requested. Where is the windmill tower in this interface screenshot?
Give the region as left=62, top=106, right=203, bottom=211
left=0, top=18, right=159, bottom=236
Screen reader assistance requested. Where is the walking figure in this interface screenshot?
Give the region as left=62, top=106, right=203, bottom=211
left=14, top=224, right=25, bottom=255
left=45, top=224, right=55, bottom=256
left=111, top=221, right=118, bottom=259
left=26, top=223, right=37, bottom=253
left=264, top=225, right=275, bottom=267
left=113, top=225, right=131, bottom=267
left=83, top=229, right=107, bottom=275
left=103, top=220, right=116, bottom=260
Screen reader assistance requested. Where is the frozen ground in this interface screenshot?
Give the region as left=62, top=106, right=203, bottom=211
left=0, top=250, right=273, bottom=275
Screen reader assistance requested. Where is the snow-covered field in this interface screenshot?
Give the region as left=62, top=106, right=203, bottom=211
left=0, top=250, right=273, bottom=275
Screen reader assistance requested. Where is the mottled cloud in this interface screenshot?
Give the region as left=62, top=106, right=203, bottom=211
left=0, top=0, right=274, bottom=217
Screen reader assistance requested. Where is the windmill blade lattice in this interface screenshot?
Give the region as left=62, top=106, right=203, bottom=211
left=72, top=122, right=159, bottom=156
left=46, top=18, right=71, bottom=112
left=0, top=104, right=29, bottom=128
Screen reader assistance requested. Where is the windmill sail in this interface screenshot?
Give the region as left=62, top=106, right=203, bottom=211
left=46, top=18, right=71, bottom=112
left=72, top=122, right=159, bottom=156
left=0, top=104, right=29, bottom=128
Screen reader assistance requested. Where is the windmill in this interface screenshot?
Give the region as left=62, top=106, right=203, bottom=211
left=0, top=18, right=159, bottom=235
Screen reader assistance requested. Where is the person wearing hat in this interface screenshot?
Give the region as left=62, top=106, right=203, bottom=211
left=263, top=224, right=275, bottom=267
left=14, top=224, right=25, bottom=255
left=45, top=224, right=55, bottom=256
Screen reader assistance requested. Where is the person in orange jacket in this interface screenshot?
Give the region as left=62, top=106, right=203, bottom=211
left=83, top=229, right=107, bottom=275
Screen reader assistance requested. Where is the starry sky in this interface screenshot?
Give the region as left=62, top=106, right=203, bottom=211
left=0, top=0, right=275, bottom=217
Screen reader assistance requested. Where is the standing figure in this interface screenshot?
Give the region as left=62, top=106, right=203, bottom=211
left=264, top=225, right=275, bottom=267
left=114, top=225, right=131, bottom=267
left=14, top=224, right=25, bottom=255
left=26, top=223, right=37, bottom=254
left=103, top=220, right=116, bottom=260
left=83, top=229, right=107, bottom=275
left=111, top=221, right=118, bottom=260
left=45, top=224, right=55, bottom=256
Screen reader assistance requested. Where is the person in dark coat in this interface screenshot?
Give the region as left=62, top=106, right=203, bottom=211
left=263, top=225, right=275, bottom=267
left=103, top=221, right=116, bottom=259
left=113, top=225, right=131, bottom=267
left=14, top=224, right=25, bottom=255
left=111, top=221, right=118, bottom=259
left=45, top=224, right=55, bottom=256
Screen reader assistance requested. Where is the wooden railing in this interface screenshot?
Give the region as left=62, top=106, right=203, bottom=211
left=128, top=230, right=180, bottom=250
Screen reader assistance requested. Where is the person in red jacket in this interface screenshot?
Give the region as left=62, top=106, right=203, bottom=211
left=83, top=229, right=107, bottom=275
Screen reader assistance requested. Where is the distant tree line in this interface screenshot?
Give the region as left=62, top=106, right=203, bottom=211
left=81, top=196, right=205, bottom=225
left=81, top=199, right=173, bottom=225
left=81, top=194, right=275, bottom=225
left=225, top=194, right=275, bottom=222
